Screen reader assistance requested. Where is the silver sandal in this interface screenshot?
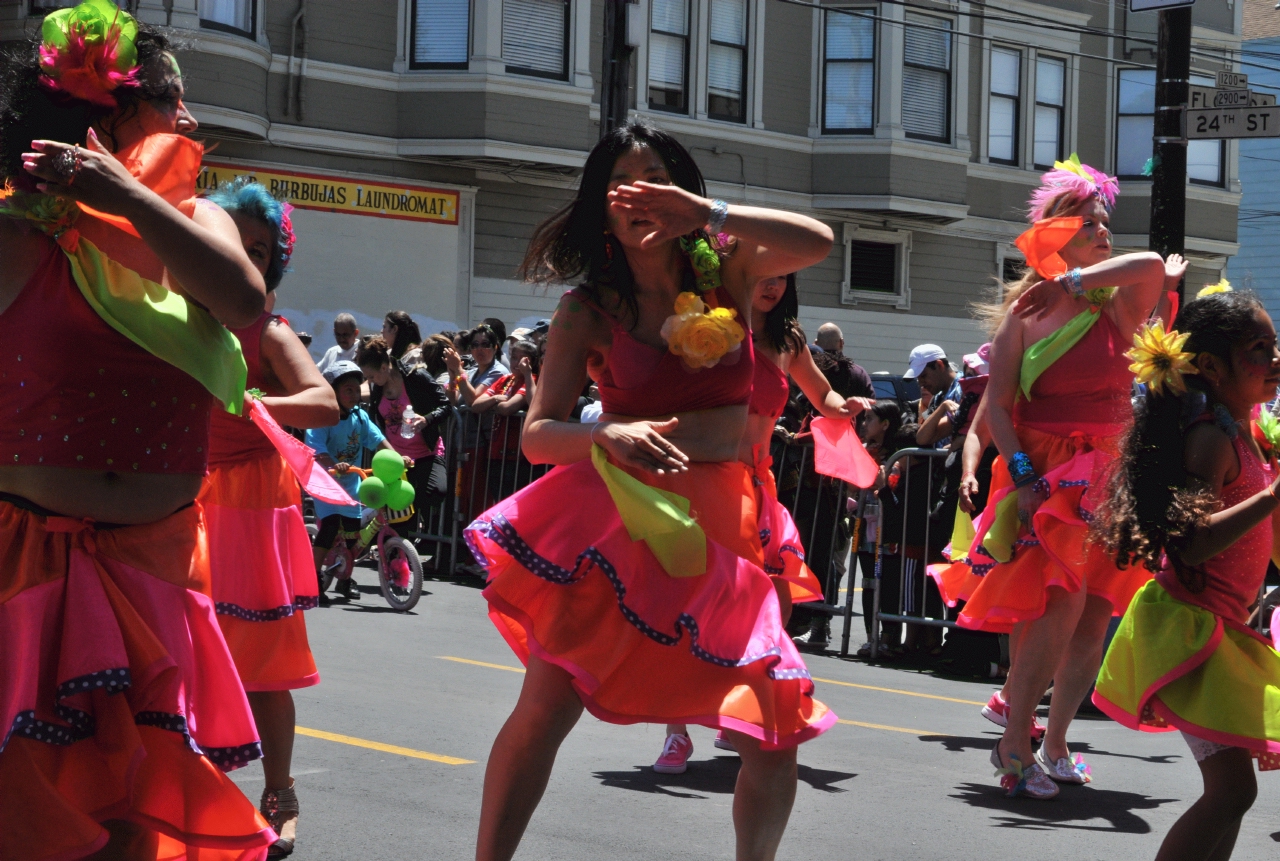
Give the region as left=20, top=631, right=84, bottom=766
left=261, top=779, right=300, bottom=859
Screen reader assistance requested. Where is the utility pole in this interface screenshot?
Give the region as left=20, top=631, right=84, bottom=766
left=599, top=0, right=635, bottom=138
left=1148, top=6, right=1192, bottom=301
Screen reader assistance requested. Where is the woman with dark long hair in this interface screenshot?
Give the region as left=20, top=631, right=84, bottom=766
left=0, top=2, right=275, bottom=856
left=381, top=309, right=422, bottom=363
left=652, top=272, right=871, bottom=770
left=199, top=178, right=339, bottom=859
left=464, top=120, right=835, bottom=860
left=937, top=157, right=1186, bottom=798
left=1094, top=289, right=1280, bottom=861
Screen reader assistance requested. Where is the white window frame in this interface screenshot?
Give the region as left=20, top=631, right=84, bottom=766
left=1032, top=53, right=1067, bottom=168
left=901, top=11, right=953, bottom=144
left=410, top=0, right=472, bottom=69
left=841, top=223, right=911, bottom=309
left=820, top=6, right=877, bottom=135
left=503, top=0, right=571, bottom=79
left=706, top=0, right=748, bottom=122
left=987, top=44, right=1022, bottom=166
left=198, top=0, right=255, bottom=37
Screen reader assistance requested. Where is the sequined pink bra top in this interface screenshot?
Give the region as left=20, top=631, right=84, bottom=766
left=1156, top=429, right=1274, bottom=624
left=1, top=242, right=213, bottom=474
left=570, top=286, right=754, bottom=418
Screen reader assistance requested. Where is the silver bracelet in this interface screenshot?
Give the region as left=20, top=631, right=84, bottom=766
left=706, top=199, right=729, bottom=235
left=1056, top=267, right=1084, bottom=297
left=590, top=421, right=606, bottom=447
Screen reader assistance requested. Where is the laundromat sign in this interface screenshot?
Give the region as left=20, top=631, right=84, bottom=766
left=196, top=161, right=459, bottom=225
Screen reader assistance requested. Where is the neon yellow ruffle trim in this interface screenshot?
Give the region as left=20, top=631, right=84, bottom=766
left=63, top=236, right=247, bottom=414
left=1018, top=288, right=1116, bottom=401
left=590, top=444, right=707, bottom=578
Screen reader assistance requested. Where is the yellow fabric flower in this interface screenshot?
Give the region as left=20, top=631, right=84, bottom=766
left=660, top=292, right=746, bottom=369
left=1197, top=278, right=1232, bottom=298
left=1127, top=319, right=1198, bottom=395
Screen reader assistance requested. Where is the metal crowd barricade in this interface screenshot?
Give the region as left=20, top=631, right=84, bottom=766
left=869, top=447, right=954, bottom=661
left=767, top=431, right=864, bottom=658
left=406, top=407, right=464, bottom=576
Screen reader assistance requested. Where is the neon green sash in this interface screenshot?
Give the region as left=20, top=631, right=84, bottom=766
left=63, top=237, right=247, bottom=414
left=590, top=445, right=707, bottom=577
left=1018, top=288, right=1115, bottom=401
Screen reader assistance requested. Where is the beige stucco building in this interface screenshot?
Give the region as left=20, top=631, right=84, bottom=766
left=1, top=0, right=1248, bottom=369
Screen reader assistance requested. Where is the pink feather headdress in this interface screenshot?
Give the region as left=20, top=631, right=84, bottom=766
left=280, top=203, right=297, bottom=268
left=1027, top=153, right=1119, bottom=223
left=38, top=0, right=140, bottom=109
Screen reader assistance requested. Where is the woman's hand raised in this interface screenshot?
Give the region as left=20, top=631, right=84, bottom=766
left=607, top=182, right=710, bottom=248
left=591, top=418, right=690, bottom=474
left=23, top=130, right=145, bottom=216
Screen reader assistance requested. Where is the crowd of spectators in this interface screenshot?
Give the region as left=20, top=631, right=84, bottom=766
left=301, top=310, right=995, bottom=672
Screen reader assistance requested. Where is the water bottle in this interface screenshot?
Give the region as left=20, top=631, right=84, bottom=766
left=400, top=405, right=416, bottom=439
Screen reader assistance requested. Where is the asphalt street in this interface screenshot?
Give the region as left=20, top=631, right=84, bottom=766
left=229, top=567, right=1280, bottom=861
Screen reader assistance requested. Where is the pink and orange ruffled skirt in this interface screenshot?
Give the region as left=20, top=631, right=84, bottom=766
left=931, top=426, right=1151, bottom=633
left=465, top=456, right=834, bottom=749
left=200, top=453, right=319, bottom=692
left=0, top=498, right=275, bottom=860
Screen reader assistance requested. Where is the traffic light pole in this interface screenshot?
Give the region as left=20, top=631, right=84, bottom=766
left=1148, top=5, right=1192, bottom=301
left=599, top=0, right=633, bottom=137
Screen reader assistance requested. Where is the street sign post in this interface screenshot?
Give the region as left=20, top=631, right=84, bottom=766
left=1186, top=105, right=1280, bottom=139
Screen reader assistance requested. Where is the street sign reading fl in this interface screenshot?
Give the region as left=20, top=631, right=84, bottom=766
left=1186, top=106, right=1280, bottom=139
left=1188, top=85, right=1276, bottom=109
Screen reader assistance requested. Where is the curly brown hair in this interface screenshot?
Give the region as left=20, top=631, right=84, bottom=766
left=1092, top=290, right=1266, bottom=589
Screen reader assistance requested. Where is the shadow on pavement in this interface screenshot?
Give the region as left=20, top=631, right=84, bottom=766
left=593, top=759, right=856, bottom=798
left=951, top=782, right=1176, bottom=833
left=914, top=734, right=1183, bottom=767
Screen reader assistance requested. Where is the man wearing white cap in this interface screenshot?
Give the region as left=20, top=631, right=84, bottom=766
left=906, top=343, right=961, bottom=449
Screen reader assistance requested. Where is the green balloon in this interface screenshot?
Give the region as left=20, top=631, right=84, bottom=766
left=387, top=478, right=415, bottom=511
left=358, top=476, right=387, bottom=508
left=372, top=449, right=405, bottom=482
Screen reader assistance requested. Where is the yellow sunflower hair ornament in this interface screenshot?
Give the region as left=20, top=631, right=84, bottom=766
left=1127, top=319, right=1198, bottom=396
left=1197, top=278, right=1232, bottom=298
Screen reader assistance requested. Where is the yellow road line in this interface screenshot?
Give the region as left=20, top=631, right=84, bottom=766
left=837, top=719, right=953, bottom=737
left=437, top=657, right=986, bottom=709
left=812, top=677, right=987, bottom=707
left=295, top=727, right=475, bottom=765
left=439, top=655, right=526, bottom=673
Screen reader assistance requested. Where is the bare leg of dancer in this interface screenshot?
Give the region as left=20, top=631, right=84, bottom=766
left=248, top=691, right=297, bottom=791
left=1040, top=593, right=1112, bottom=761
left=1155, top=747, right=1255, bottom=861
left=997, top=585, right=1087, bottom=766
left=730, top=732, right=798, bottom=861
left=477, top=655, right=584, bottom=861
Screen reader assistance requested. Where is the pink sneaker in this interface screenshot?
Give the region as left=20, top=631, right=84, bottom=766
left=653, top=733, right=693, bottom=774
left=981, top=691, right=1047, bottom=741
left=713, top=730, right=738, bottom=753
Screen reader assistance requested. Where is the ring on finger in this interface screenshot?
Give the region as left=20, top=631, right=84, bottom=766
left=52, top=146, right=82, bottom=185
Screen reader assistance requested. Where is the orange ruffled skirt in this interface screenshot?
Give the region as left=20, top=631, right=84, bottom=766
left=0, top=498, right=275, bottom=861
left=933, top=426, right=1152, bottom=634
left=199, top=453, right=319, bottom=692
left=465, top=457, right=835, bottom=749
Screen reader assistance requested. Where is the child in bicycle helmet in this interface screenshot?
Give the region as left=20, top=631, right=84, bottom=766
left=307, top=361, right=411, bottom=600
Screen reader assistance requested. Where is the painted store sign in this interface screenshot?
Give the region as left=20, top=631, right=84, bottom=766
left=196, top=161, right=460, bottom=225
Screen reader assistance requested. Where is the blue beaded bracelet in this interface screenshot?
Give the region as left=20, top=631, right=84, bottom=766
left=1009, top=451, right=1039, bottom=488
left=706, top=198, right=729, bottom=235
left=1056, top=267, right=1084, bottom=298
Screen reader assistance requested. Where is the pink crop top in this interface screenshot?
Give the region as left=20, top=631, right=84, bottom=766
left=207, top=313, right=277, bottom=467
left=1, top=243, right=214, bottom=474
left=1013, top=309, right=1133, bottom=435
left=573, top=286, right=754, bottom=417
left=749, top=351, right=789, bottom=421
left=1156, top=431, right=1274, bottom=624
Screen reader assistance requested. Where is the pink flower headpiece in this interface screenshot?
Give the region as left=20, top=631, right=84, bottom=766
left=1027, top=153, right=1119, bottom=223
left=38, top=0, right=141, bottom=109
left=279, top=203, right=297, bottom=268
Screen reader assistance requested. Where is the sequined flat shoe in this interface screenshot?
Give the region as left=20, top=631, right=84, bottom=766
left=1034, top=747, right=1092, bottom=785
left=990, top=744, right=1059, bottom=799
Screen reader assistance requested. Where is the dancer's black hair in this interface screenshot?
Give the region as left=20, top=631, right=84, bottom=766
left=1094, top=290, right=1268, bottom=589
left=759, top=273, right=805, bottom=354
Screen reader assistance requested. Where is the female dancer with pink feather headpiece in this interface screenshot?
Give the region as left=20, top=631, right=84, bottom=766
left=936, top=156, right=1187, bottom=798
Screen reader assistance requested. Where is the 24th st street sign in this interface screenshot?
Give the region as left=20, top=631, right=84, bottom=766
left=1186, top=105, right=1280, bottom=139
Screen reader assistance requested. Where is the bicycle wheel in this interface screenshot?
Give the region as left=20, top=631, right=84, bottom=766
left=378, top=535, right=423, bottom=612
left=320, top=544, right=354, bottom=595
